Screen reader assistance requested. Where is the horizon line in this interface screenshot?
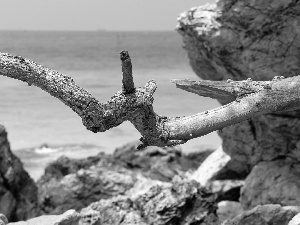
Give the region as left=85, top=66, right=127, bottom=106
left=0, top=28, right=179, bottom=33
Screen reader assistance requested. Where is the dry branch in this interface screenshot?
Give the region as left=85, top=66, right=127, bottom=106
left=1, top=52, right=300, bottom=148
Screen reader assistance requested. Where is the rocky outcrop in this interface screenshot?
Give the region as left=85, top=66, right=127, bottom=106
left=177, top=0, right=300, bottom=82
left=37, top=155, right=137, bottom=215
left=37, top=141, right=212, bottom=215
left=113, top=141, right=213, bottom=181
left=223, top=205, right=300, bottom=225
left=240, top=159, right=300, bottom=210
left=177, top=0, right=300, bottom=168
left=177, top=0, right=300, bottom=210
left=80, top=179, right=219, bottom=225
left=0, top=125, right=38, bottom=221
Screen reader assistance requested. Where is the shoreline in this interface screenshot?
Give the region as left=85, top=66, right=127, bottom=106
left=14, top=141, right=219, bottom=181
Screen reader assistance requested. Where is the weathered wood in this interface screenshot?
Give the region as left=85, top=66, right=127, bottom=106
left=1, top=52, right=300, bottom=148
left=120, top=50, right=135, bottom=94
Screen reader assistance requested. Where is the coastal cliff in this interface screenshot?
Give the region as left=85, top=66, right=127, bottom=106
left=177, top=0, right=300, bottom=212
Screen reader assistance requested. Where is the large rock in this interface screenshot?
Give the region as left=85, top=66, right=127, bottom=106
left=223, top=204, right=300, bottom=225
left=37, top=155, right=137, bottom=215
left=219, top=115, right=300, bottom=168
left=113, top=140, right=213, bottom=181
left=0, top=125, right=38, bottom=221
left=177, top=0, right=300, bottom=82
left=80, top=179, right=219, bottom=225
left=241, top=159, right=300, bottom=210
left=177, top=0, right=300, bottom=167
left=177, top=1, right=300, bottom=210
left=37, top=142, right=209, bottom=215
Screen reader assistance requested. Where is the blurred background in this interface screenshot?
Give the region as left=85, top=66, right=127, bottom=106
left=0, top=0, right=220, bottom=178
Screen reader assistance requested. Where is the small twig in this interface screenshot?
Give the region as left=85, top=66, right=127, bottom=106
left=120, top=51, right=135, bottom=94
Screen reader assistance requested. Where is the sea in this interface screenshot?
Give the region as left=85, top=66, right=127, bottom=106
left=0, top=30, right=221, bottom=180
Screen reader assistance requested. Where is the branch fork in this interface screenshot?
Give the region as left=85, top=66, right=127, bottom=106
left=1, top=51, right=300, bottom=148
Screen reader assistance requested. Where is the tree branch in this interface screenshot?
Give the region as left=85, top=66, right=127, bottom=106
left=1, top=52, right=300, bottom=148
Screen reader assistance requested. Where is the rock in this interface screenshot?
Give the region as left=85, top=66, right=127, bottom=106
left=217, top=201, right=242, bottom=223
left=219, top=115, right=300, bottom=168
left=80, top=179, right=219, bottom=225
left=0, top=125, right=38, bottom=221
left=211, top=180, right=243, bottom=202
left=177, top=1, right=300, bottom=82
left=37, top=156, right=137, bottom=215
left=114, top=140, right=213, bottom=182
left=241, top=159, right=300, bottom=210
left=177, top=1, right=300, bottom=211
left=0, top=214, right=8, bottom=225
left=8, top=209, right=80, bottom=225
left=223, top=204, right=299, bottom=225
left=37, top=143, right=178, bottom=215
left=190, top=146, right=245, bottom=202
left=125, top=174, right=170, bottom=200
left=190, top=146, right=231, bottom=186
left=289, top=213, right=300, bottom=225
left=177, top=0, right=300, bottom=168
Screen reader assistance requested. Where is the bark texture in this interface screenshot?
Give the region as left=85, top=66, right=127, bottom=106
left=2, top=52, right=300, bottom=149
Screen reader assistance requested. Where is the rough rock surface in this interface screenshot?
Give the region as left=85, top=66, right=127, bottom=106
left=217, top=201, right=243, bottom=223
left=8, top=210, right=80, bottom=225
left=113, top=141, right=213, bottom=181
left=0, top=125, right=38, bottom=221
left=241, top=159, right=300, bottom=210
left=37, top=141, right=212, bottom=215
left=177, top=0, right=300, bottom=167
left=219, top=115, right=300, bottom=168
left=37, top=154, right=137, bottom=215
left=177, top=0, right=300, bottom=82
left=80, top=179, right=219, bottom=225
left=177, top=0, right=300, bottom=209
left=223, top=204, right=300, bottom=225
left=190, top=146, right=245, bottom=202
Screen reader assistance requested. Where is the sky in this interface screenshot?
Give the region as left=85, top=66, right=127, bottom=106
left=0, top=0, right=213, bottom=31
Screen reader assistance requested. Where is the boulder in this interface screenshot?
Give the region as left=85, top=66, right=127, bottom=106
left=114, top=140, right=213, bottom=181
left=177, top=1, right=300, bottom=211
left=0, top=125, right=38, bottom=221
left=37, top=155, right=137, bottom=215
left=177, top=0, right=300, bottom=82
left=223, top=204, right=299, bottom=225
left=8, top=209, right=80, bottom=225
left=177, top=0, right=300, bottom=168
left=241, top=159, right=300, bottom=210
left=80, top=179, right=219, bottom=225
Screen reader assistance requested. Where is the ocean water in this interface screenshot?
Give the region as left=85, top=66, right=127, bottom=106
left=0, top=31, right=221, bottom=178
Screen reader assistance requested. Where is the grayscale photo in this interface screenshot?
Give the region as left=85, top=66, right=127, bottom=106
left=0, top=0, right=299, bottom=224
